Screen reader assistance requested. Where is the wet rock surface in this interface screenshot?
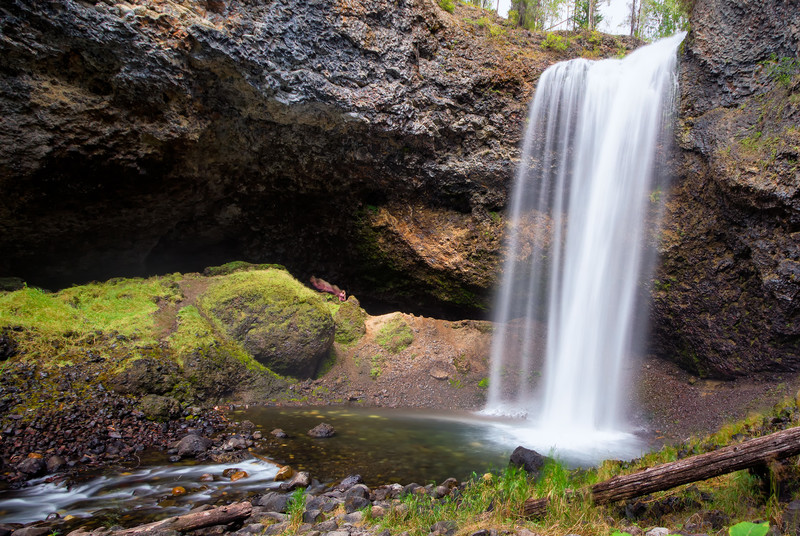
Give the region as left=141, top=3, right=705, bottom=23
left=652, top=0, right=800, bottom=377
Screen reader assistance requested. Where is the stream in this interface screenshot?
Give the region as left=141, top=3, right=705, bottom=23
left=0, top=406, right=645, bottom=526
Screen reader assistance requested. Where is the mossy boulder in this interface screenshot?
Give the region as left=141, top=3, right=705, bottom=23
left=199, top=269, right=334, bottom=378
left=139, top=394, right=182, bottom=421
left=334, top=296, right=368, bottom=345
left=376, top=314, right=414, bottom=354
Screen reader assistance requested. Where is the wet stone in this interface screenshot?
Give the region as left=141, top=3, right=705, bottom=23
left=307, top=423, right=335, bottom=438
left=257, top=491, right=290, bottom=513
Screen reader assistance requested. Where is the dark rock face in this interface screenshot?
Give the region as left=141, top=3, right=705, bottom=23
left=652, top=0, right=800, bottom=377
left=0, top=0, right=635, bottom=315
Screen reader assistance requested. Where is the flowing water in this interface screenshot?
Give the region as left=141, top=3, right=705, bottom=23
left=0, top=408, right=516, bottom=525
left=484, top=33, right=685, bottom=455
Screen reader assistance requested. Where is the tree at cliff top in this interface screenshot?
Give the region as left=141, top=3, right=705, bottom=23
left=509, top=0, right=566, bottom=30
left=628, top=0, right=688, bottom=40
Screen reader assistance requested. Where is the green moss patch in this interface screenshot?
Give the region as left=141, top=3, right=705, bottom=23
left=376, top=315, right=414, bottom=353
left=198, top=269, right=334, bottom=378
left=333, top=297, right=368, bottom=345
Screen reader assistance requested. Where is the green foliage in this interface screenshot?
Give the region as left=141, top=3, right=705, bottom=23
left=464, top=0, right=495, bottom=8
left=761, top=54, right=800, bottom=88
left=287, top=488, right=307, bottom=527
left=510, top=0, right=565, bottom=31
left=636, top=0, right=689, bottom=40
left=478, top=377, right=489, bottom=389
left=542, top=32, right=568, bottom=52
left=572, top=0, right=603, bottom=30
left=376, top=315, right=414, bottom=353
left=729, top=522, right=769, bottom=536
left=438, top=0, right=455, bottom=13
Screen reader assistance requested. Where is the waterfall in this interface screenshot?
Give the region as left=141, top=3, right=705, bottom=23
left=484, top=33, right=685, bottom=456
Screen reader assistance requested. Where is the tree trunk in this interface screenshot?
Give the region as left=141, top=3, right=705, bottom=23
left=112, top=502, right=253, bottom=535
left=524, top=426, right=800, bottom=517
left=629, top=0, right=637, bottom=36
left=588, top=0, right=594, bottom=30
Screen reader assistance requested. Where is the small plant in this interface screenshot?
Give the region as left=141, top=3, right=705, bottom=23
left=370, top=354, right=382, bottom=379
left=287, top=487, right=306, bottom=527
left=542, top=33, right=568, bottom=52
left=437, top=0, right=455, bottom=13
left=761, top=53, right=800, bottom=88
left=728, top=522, right=769, bottom=536
left=478, top=377, right=489, bottom=389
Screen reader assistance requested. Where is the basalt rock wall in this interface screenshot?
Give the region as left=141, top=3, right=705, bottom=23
left=0, top=0, right=634, bottom=315
left=652, top=0, right=800, bottom=376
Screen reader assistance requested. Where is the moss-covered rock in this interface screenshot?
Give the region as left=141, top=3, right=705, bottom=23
left=139, top=394, right=182, bottom=421
left=199, top=269, right=334, bottom=378
left=334, top=296, right=368, bottom=345
left=376, top=314, right=414, bottom=354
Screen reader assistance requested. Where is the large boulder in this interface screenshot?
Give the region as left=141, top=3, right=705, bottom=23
left=199, top=269, right=334, bottom=378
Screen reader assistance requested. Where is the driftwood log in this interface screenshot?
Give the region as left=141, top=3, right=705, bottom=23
left=524, top=426, right=800, bottom=517
left=112, top=502, right=253, bottom=535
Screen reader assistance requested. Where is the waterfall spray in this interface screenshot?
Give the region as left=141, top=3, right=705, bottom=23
left=484, top=33, right=685, bottom=457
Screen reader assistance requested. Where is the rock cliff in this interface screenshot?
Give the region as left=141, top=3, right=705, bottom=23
left=0, top=0, right=633, bottom=314
left=652, top=0, right=800, bottom=376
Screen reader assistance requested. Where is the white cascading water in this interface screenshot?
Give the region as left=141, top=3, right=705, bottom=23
left=484, top=33, right=685, bottom=460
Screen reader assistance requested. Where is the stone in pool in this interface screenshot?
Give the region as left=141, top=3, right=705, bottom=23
left=307, top=423, right=335, bottom=438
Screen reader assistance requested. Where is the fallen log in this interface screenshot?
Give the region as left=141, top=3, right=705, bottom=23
left=112, top=502, right=252, bottom=535
left=524, top=426, right=800, bottom=517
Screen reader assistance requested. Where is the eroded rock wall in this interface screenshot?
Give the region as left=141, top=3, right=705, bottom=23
left=652, top=0, right=800, bottom=376
left=0, top=0, right=634, bottom=314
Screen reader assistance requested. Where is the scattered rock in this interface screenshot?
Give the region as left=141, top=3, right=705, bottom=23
left=303, top=509, right=323, bottom=524
left=16, top=457, right=45, bottom=476
left=313, top=520, right=338, bottom=532
left=307, top=423, right=335, bottom=438
left=345, top=494, right=370, bottom=513
left=176, top=434, right=213, bottom=458
left=275, top=465, right=294, bottom=481
left=509, top=446, right=548, bottom=478
left=257, top=492, right=290, bottom=513
left=370, top=505, right=387, bottom=519
left=229, top=470, right=248, bottom=481
left=271, top=428, right=289, bottom=438
left=336, top=474, right=364, bottom=491
left=45, top=455, right=66, bottom=473
left=644, top=528, right=669, bottom=536
left=430, top=520, right=457, bottom=536
left=279, top=470, right=311, bottom=491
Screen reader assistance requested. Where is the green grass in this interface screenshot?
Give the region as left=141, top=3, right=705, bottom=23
left=0, top=277, right=182, bottom=358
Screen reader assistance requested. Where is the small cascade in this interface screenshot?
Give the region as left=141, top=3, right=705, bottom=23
left=484, top=33, right=685, bottom=456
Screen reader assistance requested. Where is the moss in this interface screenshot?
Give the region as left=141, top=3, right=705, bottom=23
left=0, top=277, right=182, bottom=360
left=333, top=297, right=368, bottom=345
left=198, top=269, right=334, bottom=378
left=202, top=261, right=287, bottom=277
left=376, top=315, right=414, bottom=353
left=437, top=0, right=454, bottom=13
